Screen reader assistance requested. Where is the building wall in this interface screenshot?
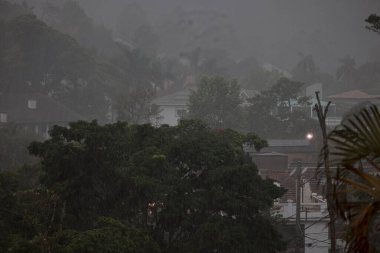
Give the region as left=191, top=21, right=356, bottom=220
left=252, top=154, right=288, bottom=170
left=280, top=203, right=330, bottom=253
left=156, top=105, right=188, bottom=126
left=305, top=221, right=329, bottom=253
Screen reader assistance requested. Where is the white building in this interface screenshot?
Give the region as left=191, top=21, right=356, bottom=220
left=151, top=90, right=191, bottom=126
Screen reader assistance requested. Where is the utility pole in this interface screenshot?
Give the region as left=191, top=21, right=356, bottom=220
left=314, top=91, right=336, bottom=253
left=295, top=161, right=303, bottom=253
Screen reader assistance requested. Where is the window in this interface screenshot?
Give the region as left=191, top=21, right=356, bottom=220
left=28, top=99, right=37, bottom=109
left=0, top=113, right=7, bottom=123
left=176, top=109, right=187, bottom=118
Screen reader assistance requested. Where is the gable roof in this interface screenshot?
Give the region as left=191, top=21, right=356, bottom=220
left=329, top=90, right=380, bottom=100
left=0, top=93, right=84, bottom=124
left=240, top=89, right=259, bottom=99
left=267, top=139, right=311, bottom=147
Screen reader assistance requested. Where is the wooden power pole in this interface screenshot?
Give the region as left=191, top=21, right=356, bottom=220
left=295, top=161, right=303, bottom=253
left=314, top=91, right=337, bottom=253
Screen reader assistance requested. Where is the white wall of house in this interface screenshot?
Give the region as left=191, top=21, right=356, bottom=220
left=304, top=221, right=329, bottom=253
left=156, top=105, right=188, bottom=126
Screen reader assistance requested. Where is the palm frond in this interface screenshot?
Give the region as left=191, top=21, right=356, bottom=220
left=327, top=103, right=380, bottom=253
left=329, top=105, right=380, bottom=163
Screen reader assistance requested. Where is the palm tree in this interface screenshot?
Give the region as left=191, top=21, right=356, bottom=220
left=327, top=103, right=380, bottom=253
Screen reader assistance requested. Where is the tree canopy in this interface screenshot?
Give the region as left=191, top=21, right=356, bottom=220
left=245, top=78, right=318, bottom=138
left=188, top=76, right=242, bottom=129
left=0, top=120, right=285, bottom=253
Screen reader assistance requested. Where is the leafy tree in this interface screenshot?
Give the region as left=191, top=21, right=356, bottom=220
left=336, top=56, right=358, bottom=90
left=151, top=121, right=285, bottom=253
left=240, top=67, right=284, bottom=91
left=111, top=48, right=163, bottom=90
left=365, top=14, right=380, bottom=34
left=0, top=171, right=19, bottom=251
left=356, top=61, right=380, bottom=91
left=244, top=93, right=281, bottom=137
left=110, top=47, right=165, bottom=123
left=291, top=54, right=335, bottom=92
left=292, top=54, right=319, bottom=85
left=0, top=126, right=40, bottom=171
left=188, top=76, right=242, bottom=129
left=179, top=48, right=236, bottom=79
left=245, top=78, right=318, bottom=138
left=25, top=119, right=285, bottom=253
left=266, top=78, right=304, bottom=108
left=116, top=87, right=161, bottom=124
left=0, top=166, right=61, bottom=253
left=66, top=217, right=159, bottom=253
left=28, top=121, right=136, bottom=229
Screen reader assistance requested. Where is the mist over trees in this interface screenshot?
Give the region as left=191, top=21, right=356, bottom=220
left=2, top=0, right=380, bottom=149
left=7, top=0, right=380, bottom=70
left=2, top=0, right=380, bottom=251
left=32, top=0, right=380, bottom=71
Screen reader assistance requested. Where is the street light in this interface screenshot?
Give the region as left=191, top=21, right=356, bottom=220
left=306, top=133, right=314, bottom=140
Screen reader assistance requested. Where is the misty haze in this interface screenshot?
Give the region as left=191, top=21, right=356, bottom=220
left=1, top=0, right=380, bottom=253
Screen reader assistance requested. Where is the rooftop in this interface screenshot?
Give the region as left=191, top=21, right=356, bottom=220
left=240, top=89, right=259, bottom=99
left=267, top=139, right=311, bottom=147
left=260, top=167, right=323, bottom=203
left=329, top=90, right=380, bottom=100
left=252, top=151, right=288, bottom=157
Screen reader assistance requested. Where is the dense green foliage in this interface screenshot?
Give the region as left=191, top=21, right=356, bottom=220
left=245, top=77, right=319, bottom=138
left=0, top=126, right=40, bottom=171
left=0, top=120, right=285, bottom=252
left=188, top=76, right=242, bottom=129
left=366, top=14, right=380, bottom=34
left=188, top=76, right=319, bottom=138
